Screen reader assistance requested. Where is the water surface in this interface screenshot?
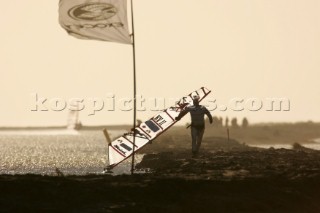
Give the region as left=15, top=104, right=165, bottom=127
left=0, top=130, right=142, bottom=175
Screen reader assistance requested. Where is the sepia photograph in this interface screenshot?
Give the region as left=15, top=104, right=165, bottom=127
left=1, top=0, right=320, bottom=212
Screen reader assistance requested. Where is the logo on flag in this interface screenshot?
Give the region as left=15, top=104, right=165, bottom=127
left=59, top=0, right=132, bottom=44
left=68, top=3, right=117, bottom=21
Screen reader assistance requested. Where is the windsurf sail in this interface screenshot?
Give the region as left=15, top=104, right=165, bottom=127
left=107, top=87, right=211, bottom=169
left=67, top=103, right=82, bottom=130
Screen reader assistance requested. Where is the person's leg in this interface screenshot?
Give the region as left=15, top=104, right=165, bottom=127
left=191, top=127, right=197, bottom=154
left=196, top=128, right=205, bottom=152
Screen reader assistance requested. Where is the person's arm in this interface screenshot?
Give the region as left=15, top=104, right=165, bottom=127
left=175, top=108, right=189, bottom=121
left=204, top=107, right=213, bottom=124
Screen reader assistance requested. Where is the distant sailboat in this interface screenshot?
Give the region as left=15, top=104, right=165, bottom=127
left=67, top=105, right=82, bottom=130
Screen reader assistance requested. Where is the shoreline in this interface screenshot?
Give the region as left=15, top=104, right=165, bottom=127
left=1, top=147, right=320, bottom=212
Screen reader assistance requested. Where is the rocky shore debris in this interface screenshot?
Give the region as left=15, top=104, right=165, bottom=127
left=136, top=147, right=320, bottom=180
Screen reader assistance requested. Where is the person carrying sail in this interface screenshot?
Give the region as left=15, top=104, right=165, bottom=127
left=175, top=95, right=213, bottom=156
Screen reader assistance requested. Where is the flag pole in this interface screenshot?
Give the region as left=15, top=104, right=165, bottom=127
left=130, top=0, right=137, bottom=175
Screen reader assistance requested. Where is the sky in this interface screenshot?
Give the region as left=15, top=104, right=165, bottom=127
left=0, top=0, right=319, bottom=127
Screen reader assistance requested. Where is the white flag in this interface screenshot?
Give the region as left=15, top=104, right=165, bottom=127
left=59, top=0, right=132, bottom=44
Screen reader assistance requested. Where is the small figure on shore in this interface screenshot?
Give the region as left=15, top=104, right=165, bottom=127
left=55, top=167, right=64, bottom=177
left=175, top=95, right=213, bottom=156
left=242, top=117, right=249, bottom=128
left=225, top=117, right=229, bottom=127
left=231, top=117, right=239, bottom=128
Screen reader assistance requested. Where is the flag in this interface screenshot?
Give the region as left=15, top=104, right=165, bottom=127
left=59, top=0, right=132, bottom=44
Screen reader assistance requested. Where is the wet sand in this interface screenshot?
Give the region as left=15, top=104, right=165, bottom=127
left=1, top=142, right=320, bottom=213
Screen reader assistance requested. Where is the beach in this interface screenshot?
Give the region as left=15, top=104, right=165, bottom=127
left=1, top=124, right=320, bottom=212
left=1, top=147, right=320, bottom=212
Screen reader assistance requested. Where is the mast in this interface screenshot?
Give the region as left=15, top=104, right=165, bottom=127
left=130, top=0, right=137, bottom=175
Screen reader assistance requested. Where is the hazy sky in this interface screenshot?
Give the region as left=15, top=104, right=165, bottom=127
left=1, top=0, right=319, bottom=126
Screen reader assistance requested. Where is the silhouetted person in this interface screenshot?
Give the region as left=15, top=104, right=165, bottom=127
left=242, top=117, right=249, bottom=128
left=225, top=117, right=229, bottom=127
left=55, top=167, right=64, bottom=177
left=175, top=95, right=213, bottom=156
left=219, top=117, right=223, bottom=127
left=231, top=117, right=239, bottom=128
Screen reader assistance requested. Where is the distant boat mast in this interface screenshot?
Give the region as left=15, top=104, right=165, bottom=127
left=67, top=104, right=82, bottom=130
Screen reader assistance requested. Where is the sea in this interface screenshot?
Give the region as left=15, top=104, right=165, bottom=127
left=249, top=139, right=320, bottom=150
left=0, top=129, right=144, bottom=176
